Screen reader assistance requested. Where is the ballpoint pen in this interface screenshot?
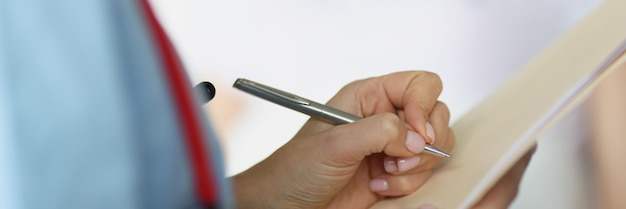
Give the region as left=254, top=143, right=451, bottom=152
left=233, top=78, right=451, bottom=158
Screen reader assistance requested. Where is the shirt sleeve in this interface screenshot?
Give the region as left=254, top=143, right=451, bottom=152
left=0, top=0, right=229, bottom=208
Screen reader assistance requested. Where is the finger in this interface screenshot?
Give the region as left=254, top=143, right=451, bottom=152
left=379, top=102, right=452, bottom=173
left=382, top=155, right=422, bottom=174
left=426, top=101, right=451, bottom=145
left=416, top=102, right=455, bottom=170
left=382, top=71, right=443, bottom=144
left=382, top=128, right=455, bottom=174
left=326, top=71, right=443, bottom=144
left=369, top=171, right=433, bottom=196
left=318, top=113, right=427, bottom=165
left=472, top=145, right=537, bottom=209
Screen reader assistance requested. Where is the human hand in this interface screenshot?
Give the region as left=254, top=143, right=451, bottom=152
left=232, top=71, right=455, bottom=208
left=468, top=145, right=536, bottom=209
left=415, top=146, right=536, bottom=209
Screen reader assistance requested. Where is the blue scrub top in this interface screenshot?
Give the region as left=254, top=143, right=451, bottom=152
left=0, top=1, right=231, bottom=208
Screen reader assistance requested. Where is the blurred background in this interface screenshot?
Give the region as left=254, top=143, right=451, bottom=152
left=149, top=0, right=625, bottom=208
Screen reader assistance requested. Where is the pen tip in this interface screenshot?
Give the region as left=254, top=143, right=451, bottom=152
left=424, top=145, right=451, bottom=158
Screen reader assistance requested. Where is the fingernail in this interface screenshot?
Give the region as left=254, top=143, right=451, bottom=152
left=425, top=122, right=436, bottom=144
left=418, top=204, right=438, bottom=209
left=398, top=156, right=421, bottom=172
left=383, top=156, right=398, bottom=173
left=369, top=179, right=388, bottom=192
left=405, top=131, right=425, bottom=154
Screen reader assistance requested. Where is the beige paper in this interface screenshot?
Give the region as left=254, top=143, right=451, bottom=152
left=371, top=0, right=626, bottom=208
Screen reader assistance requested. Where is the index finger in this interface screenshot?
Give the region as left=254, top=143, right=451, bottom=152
left=380, top=71, right=443, bottom=143
left=325, top=71, right=443, bottom=144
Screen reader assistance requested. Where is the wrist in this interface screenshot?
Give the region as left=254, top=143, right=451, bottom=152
left=231, top=169, right=274, bottom=209
left=231, top=150, right=320, bottom=209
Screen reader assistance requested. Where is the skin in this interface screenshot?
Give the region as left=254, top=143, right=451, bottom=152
left=231, top=71, right=535, bottom=209
left=590, top=65, right=626, bottom=209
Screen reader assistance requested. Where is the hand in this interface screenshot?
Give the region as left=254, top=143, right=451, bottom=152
left=415, top=146, right=536, bottom=209
left=232, top=71, right=455, bottom=208
left=469, top=145, right=536, bottom=209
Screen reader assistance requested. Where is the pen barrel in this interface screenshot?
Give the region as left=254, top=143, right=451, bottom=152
left=233, top=78, right=450, bottom=158
left=315, top=103, right=361, bottom=125
left=234, top=78, right=361, bottom=125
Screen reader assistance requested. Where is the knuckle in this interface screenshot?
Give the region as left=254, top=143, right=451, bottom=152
left=342, top=79, right=361, bottom=91
left=376, top=113, right=401, bottom=140
left=436, top=101, right=451, bottom=120
left=396, top=178, right=418, bottom=194
left=342, top=76, right=376, bottom=92
left=421, top=71, right=443, bottom=91
left=335, top=79, right=367, bottom=100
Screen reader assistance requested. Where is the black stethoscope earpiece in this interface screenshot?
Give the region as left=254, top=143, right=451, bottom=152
left=194, top=81, right=216, bottom=104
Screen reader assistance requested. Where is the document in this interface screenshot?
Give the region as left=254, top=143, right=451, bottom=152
left=372, top=0, right=626, bottom=208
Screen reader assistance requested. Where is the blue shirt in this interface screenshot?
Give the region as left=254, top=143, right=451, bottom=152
left=0, top=0, right=230, bottom=208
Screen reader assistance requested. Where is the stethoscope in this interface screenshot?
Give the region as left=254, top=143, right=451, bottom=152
left=193, top=82, right=216, bottom=104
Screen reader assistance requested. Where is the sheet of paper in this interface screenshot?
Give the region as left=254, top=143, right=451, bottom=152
left=371, top=0, right=626, bottom=208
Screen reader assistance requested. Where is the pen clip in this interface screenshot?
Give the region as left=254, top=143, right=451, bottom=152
left=236, top=79, right=310, bottom=105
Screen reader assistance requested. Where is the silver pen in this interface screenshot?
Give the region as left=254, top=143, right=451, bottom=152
left=233, top=78, right=451, bottom=158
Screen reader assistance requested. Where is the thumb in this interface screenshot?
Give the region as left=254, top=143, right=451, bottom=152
left=318, top=112, right=427, bottom=163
